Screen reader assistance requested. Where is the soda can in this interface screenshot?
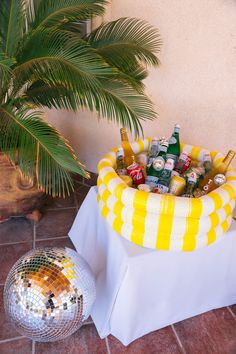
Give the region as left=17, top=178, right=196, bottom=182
left=169, top=175, right=186, bottom=196
left=138, top=184, right=152, bottom=192
left=174, top=152, right=191, bottom=174
left=127, top=162, right=145, bottom=186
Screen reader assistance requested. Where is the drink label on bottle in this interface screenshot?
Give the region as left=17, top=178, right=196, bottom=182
left=154, top=184, right=169, bottom=194
left=145, top=175, right=159, bottom=187
left=169, top=137, right=177, bottom=144
left=153, top=157, right=165, bottom=171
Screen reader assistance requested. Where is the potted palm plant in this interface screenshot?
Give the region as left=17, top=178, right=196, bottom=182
left=0, top=0, right=161, bottom=221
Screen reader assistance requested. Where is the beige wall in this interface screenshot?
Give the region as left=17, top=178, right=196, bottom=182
left=47, top=0, right=236, bottom=172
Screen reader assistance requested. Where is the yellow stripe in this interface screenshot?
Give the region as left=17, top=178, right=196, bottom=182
left=221, top=184, right=236, bottom=199
left=182, top=198, right=202, bottom=251
left=104, top=153, right=116, bottom=164
left=113, top=217, right=123, bottom=235
left=208, top=191, right=223, bottom=210
left=156, top=195, right=176, bottom=250
left=97, top=178, right=102, bottom=187
left=224, top=203, right=233, bottom=216
left=221, top=220, right=229, bottom=233
left=113, top=183, right=127, bottom=199
left=101, top=188, right=111, bottom=203
left=190, top=146, right=202, bottom=161
left=130, top=190, right=149, bottom=246
left=98, top=160, right=111, bottom=172
left=103, top=171, right=118, bottom=185
left=209, top=212, right=219, bottom=228
left=101, top=205, right=109, bottom=219
left=226, top=176, right=236, bottom=182
left=136, top=139, right=145, bottom=152
left=207, top=229, right=217, bottom=245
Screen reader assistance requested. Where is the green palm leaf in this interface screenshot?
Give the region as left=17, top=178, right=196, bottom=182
left=30, top=0, right=107, bottom=30
left=0, top=105, right=88, bottom=197
left=13, top=30, right=116, bottom=98
left=87, top=17, right=162, bottom=69
left=0, top=0, right=25, bottom=56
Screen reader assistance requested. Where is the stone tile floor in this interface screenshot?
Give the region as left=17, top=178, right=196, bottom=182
left=0, top=180, right=236, bottom=354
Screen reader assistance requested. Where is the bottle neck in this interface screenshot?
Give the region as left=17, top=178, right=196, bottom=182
left=120, top=128, right=129, bottom=142
left=222, top=150, right=235, bottom=169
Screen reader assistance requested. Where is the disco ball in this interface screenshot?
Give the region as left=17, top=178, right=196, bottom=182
left=4, top=247, right=96, bottom=342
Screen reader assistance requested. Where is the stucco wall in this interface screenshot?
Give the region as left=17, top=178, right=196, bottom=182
left=46, top=0, right=236, bottom=172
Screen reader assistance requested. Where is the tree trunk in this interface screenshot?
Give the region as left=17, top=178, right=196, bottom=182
left=0, top=153, right=46, bottom=223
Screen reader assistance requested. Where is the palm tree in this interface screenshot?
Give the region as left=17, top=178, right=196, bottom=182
left=0, top=0, right=161, bottom=197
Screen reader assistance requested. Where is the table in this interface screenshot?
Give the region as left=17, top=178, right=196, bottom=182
left=69, top=187, right=236, bottom=345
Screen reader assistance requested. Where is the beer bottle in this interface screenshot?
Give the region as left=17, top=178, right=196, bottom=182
left=198, top=150, right=235, bottom=194
left=120, top=128, right=135, bottom=167
left=116, top=148, right=127, bottom=176
left=145, top=141, right=169, bottom=188
left=182, top=170, right=198, bottom=198
left=167, top=124, right=180, bottom=165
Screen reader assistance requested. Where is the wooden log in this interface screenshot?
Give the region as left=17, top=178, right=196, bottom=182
left=0, top=153, right=47, bottom=222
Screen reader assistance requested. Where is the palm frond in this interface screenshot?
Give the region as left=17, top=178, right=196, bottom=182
left=87, top=17, right=162, bottom=69
left=96, top=79, right=157, bottom=137
left=22, top=81, right=82, bottom=111
left=0, top=0, right=26, bottom=56
left=30, top=0, right=107, bottom=31
left=0, top=54, right=15, bottom=98
left=0, top=105, right=88, bottom=196
left=13, top=29, right=116, bottom=98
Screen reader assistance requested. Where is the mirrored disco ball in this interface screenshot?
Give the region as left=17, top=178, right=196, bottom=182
left=4, top=247, right=96, bottom=342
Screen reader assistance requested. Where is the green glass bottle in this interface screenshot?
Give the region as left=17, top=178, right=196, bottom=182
left=145, top=141, right=168, bottom=188
left=167, top=124, right=180, bottom=165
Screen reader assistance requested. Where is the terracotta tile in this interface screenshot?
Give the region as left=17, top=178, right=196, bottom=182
left=0, top=286, right=19, bottom=340
left=35, top=237, right=75, bottom=250
left=84, top=172, right=98, bottom=187
left=174, top=308, right=236, bottom=354
left=0, top=242, right=33, bottom=283
left=0, top=338, right=32, bottom=354
left=108, top=326, right=181, bottom=354
left=36, top=209, right=77, bottom=239
left=0, top=218, right=33, bottom=245
left=43, top=194, right=76, bottom=210
left=229, top=304, right=236, bottom=317
left=75, top=184, right=90, bottom=195
left=35, top=324, right=107, bottom=354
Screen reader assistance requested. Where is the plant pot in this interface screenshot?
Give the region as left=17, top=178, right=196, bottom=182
left=97, top=138, right=236, bottom=252
left=0, top=153, right=46, bottom=223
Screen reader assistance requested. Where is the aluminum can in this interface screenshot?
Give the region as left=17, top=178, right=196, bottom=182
left=127, top=162, right=145, bottom=185
left=169, top=175, right=186, bottom=196
left=174, top=152, right=191, bottom=174
left=138, top=184, right=152, bottom=192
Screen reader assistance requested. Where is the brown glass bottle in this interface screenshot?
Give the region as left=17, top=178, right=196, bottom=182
left=120, top=128, right=135, bottom=167
left=198, top=150, right=235, bottom=194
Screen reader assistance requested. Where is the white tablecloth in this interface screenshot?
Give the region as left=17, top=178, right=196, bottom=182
left=69, top=187, right=236, bottom=345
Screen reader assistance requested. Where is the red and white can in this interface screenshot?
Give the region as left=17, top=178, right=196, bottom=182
left=127, top=162, right=145, bottom=185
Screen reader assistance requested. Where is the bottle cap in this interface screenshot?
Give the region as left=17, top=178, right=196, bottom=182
left=175, top=124, right=180, bottom=129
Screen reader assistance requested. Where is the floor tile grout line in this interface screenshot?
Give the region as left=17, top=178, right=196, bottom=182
left=227, top=306, right=236, bottom=321
left=0, top=336, right=24, bottom=344
left=105, top=337, right=112, bottom=354
left=32, top=340, right=35, bottom=354
left=33, top=222, right=36, bottom=249
left=74, top=191, right=79, bottom=211
left=0, top=240, right=32, bottom=247
left=171, top=325, right=187, bottom=354
left=35, top=236, right=69, bottom=242
left=45, top=206, right=77, bottom=211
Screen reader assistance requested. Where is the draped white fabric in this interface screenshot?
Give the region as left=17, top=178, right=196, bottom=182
left=69, top=187, right=236, bottom=345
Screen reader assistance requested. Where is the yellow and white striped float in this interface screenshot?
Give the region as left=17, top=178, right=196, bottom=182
left=97, top=138, right=236, bottom=252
